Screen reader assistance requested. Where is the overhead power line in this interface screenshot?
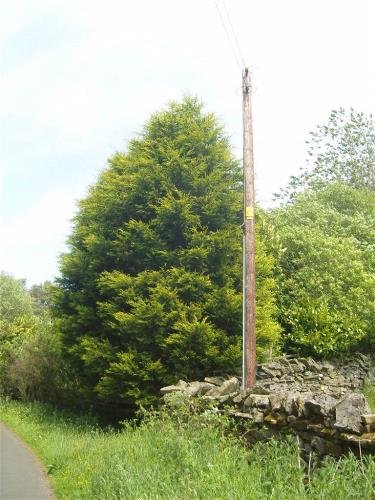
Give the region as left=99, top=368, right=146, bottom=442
left=214, top=1, right=242, bottom=70
left=222, top=2, right=246, bottom=68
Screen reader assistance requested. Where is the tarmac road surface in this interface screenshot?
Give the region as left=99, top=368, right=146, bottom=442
left=0, top=423, right=53, bottom=499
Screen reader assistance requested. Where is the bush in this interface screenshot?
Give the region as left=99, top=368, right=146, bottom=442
left=0, top=272, right=63, bottom=401
left=7, top=316, right=65, bottom=402
left=270, top=184, right=374, bottom=357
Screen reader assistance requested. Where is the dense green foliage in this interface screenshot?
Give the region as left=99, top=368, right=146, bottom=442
left=0, top=273, right=63, bottom=400
left=54, top=98, right=280, bottom=415
left=2, top=103, right=373, bottom=419
left=29, top=281, right=54, bottom=314
left=272, top=109, right=375, bottom=358
left=1, top=102, right=374, bottom=499
left=270, top=184, right=374, bottom=357
left=1, top=399, right=374, bottom=500
left=277, top=108, right=375, bottom=201
left=0, top=272, right=34, bottom=338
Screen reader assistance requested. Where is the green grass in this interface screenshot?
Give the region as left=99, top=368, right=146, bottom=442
left=0, top=399, right=374, bottom=499
left=363, top=383, right=375, bottom=412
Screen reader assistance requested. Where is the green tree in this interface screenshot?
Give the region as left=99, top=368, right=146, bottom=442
left=277, top=108, right=375, bottom=201
left=29, top=281, right=53, bottom=315
left=0, top=272, right=33, bottom=337
left=54, top=98, right=281, bottom=415
left=270, top=184, right=374, bottom=357
left=0, top=273, right=33, bottom=395
left=0, top=272, right=63, bottom=400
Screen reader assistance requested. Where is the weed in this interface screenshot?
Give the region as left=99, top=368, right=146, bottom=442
left=1, top=399, right=374, bottom=499
left=363, top=383, right=375, bottom=412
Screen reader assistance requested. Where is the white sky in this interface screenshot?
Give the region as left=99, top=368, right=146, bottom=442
left=1, top=0, right=374, bottom=286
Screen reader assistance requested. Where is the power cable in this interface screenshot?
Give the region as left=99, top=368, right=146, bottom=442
left=222, top=1, right=246, bottom=68
left=214, top=1, right=242, bottom=71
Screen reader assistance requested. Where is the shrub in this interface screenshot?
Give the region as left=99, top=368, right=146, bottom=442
left=0, top=272, right=64, bottom=401
left=270, top=184, right=374, bottom=357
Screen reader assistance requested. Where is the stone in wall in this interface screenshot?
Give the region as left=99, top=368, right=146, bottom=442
left=160, top=354, right=375, bottom=458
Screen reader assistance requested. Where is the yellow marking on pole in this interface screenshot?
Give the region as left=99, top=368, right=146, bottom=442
left=246, top=206, right=254, bottom=219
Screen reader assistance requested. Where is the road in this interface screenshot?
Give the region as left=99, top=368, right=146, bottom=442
left=0, top=423, right=53, bottom=500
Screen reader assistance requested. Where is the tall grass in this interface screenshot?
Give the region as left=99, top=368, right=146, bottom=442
left=0, top=399, right=374, bottom=499
left=363, top=383, right=375, bottom=412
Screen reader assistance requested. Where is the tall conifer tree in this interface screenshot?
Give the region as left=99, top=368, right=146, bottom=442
left=54, top=98, right=280, bottom=415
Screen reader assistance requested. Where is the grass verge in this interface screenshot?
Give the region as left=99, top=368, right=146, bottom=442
left=0, top=399, right=374, bottom=499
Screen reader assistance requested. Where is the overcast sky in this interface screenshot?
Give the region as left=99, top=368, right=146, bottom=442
left=1, top=0, right=374, bottom=286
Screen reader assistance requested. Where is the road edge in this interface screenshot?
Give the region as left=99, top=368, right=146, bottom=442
left=0, top=420, right=55, bottom=499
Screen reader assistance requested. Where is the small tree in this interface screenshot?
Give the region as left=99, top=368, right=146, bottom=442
left=277, top=108, right=375, bottom=201
left=54, top=98, right=281, bottom=415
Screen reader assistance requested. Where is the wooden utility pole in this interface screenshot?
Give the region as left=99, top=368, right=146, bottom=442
left=242, top=67, right=256, bottom=388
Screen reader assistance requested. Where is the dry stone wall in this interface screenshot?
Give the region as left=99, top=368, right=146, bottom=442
left=161, top=354, right=375, bottom=459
